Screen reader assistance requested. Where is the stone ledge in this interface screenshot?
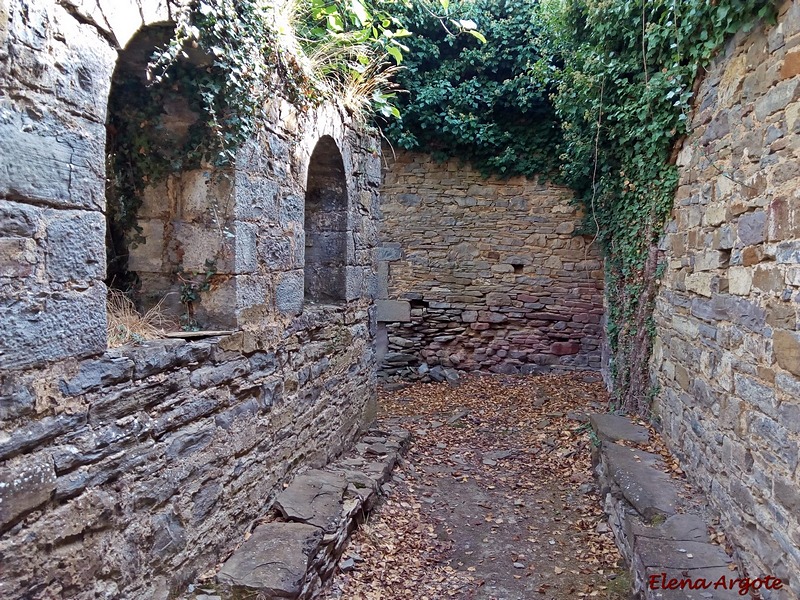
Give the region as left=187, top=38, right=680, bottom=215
left=590, top=414, right=742, bottom=600
left=181, top=425, right=411, bottom=600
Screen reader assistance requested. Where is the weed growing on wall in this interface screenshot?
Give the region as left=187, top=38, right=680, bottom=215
left=537, top=0, right=778, bottom=413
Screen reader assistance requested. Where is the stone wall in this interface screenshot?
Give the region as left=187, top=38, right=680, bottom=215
left=651, top=2, right=800, bottom=596
left=377, top=151, right=604, bottom=377
left=0, top=1, right=380, bottom=597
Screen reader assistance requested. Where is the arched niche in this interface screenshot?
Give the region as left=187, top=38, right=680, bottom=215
left=304, top=136, right=348, bottom=304
left=105, top=24, right=237, bottom=329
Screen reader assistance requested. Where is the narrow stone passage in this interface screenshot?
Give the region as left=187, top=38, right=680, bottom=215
left=322, top=374, right=627, bottom=600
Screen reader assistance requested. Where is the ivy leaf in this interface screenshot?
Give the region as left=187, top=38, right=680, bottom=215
left=387, top=45, right=403, bottom=64
left=350, top=0, right=371, bottom=27
left=468, top=29, right=487, bottom=44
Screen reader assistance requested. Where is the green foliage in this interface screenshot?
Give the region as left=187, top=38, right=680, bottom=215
left=537, top=0, right=777, bottom=412
left=385, top=0, right=562, bottom=177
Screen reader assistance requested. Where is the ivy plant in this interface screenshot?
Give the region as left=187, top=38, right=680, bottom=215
left=536, top=0, right=778, bottom=413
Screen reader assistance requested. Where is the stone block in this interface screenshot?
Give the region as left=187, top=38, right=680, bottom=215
left=376, top=300, right=411, bottom=323
left=590, top=414, right=650, bottom=444
left=127, top=219, right=164, bottom=273
left=728, top=266, right=752, bottom=295
left=786, top=266, right=800, bottom=286
left=754, top=78, right=799, bottom=120
left=165, top=424, right=215, bottom=460
left=235, top=172, right=279, bottom=222
left=693, top=250, right=724, bottom=272
left=767, top=198, right=790, bottom=242
left=259, top=229, right=295, bottom=271
left=45, top=209, right=105, bottom=282
left=345, top=266, right=367, bottom=301
left=734, top=373, right=778, bottom=418
left=551, top=341, right=580, bottom=355
left=275, top=470, right=347, bottom=533
left=59, top=356, right=134, bottom=396
left=704, top=203, right=728, bottom=226
left=766, top=301, right=797, bottom=329
left=234, top=274, right=270, bottom=313
left=234, top=221, right=258, bottom=274
left=150, top=509, right=187, bottom=558
left=737, top=210, right=767, bottom=246
left=0, top=283, right=107, bottom=370
left=175, top=222, right=230, bottom=273
left=0, top=123, right=103, bottom=211
left=602, top=442, right=677, bottom=521
left=217, top=522, right=323, bottom=595
left=685, top=272, right=716, bottom=297
left=0, top=200, right=40, bottom=237
left=774, top=329, right=800, bottom=376
left=277, top=269, right=303, bottom=315
left=0, top=455, right=56, bottom=530
left=752, top=265, right=785, bottom=292
left=376, top=245, right=402, bottom=261
left=0, top=0, right=7, bottom=46
left=0, top=237, right=36, bottom=278
left=486, top=291, right=512, bottom=306
left=461, top=310, right=478, bottom=323
left=776, top=240, right=800, bottom=264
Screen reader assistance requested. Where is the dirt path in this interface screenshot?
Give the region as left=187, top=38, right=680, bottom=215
left=322, top=373, right=628, bottom=600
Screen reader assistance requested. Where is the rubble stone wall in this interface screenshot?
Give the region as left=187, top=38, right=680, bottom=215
left=377, top=151, right=604, bottom=377
left=0, top=1, right=380, bottom=598
left=652, top=2, right=800, bottom=596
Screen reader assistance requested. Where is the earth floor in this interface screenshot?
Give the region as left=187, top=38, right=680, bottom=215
left=320, top=372, right=630, bottom=600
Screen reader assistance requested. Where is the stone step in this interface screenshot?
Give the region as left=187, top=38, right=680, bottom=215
left=589, top=413, right=746, bottom=600
left=602, top=441, right=677, bottom=521
left=203, top=425, right=410, bottom=600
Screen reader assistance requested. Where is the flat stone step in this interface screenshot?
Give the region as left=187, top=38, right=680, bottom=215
left=603, top=441, right=678, bottom=521
left=196, top=425, right=410, bottom=600
left=591, top=417, right=748, bottom=600
left=630, top=513, right=709, bottom=543
left=217, top=522, right=322, bottom=597
left=590, top=413, right=650, bottom=444
left=274, top=471, right=347, bottom=533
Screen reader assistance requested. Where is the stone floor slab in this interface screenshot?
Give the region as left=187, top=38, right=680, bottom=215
left=631, top=513, right=710, bottom=542
left=603, top=441, right=678, bottom=521
left=590, top=413, right=651, bottom=444
left=217, top=522, right=322, bottom=597
left=635, top=538, right=732, bottom=570
left=275, top=470, right=347, bottom=533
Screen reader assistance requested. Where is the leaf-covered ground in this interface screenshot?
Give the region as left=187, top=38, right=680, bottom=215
left=321, top=372, right=630, bottom=600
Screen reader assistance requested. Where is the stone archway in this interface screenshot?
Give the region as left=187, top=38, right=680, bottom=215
left=304, top=135, right=349, bottom=305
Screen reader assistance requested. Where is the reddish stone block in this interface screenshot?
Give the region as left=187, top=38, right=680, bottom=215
left=550, top=341, right=580, bottom=356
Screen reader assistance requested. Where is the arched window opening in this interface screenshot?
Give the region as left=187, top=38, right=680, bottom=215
left=105, top=25, right=236, bottom=332
left=304, top=136, right=348, bottom=304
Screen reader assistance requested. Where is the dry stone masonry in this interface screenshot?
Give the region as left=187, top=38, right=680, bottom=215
left=377, top=152, right=605, bottom=378
left=0, top=1, right=381, bottom=598
left=652, top=2, right=800, bottom=597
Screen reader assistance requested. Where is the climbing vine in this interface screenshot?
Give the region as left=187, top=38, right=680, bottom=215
left=535, top=0, right=778, bottom=413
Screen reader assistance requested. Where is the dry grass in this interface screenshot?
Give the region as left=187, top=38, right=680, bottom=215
left=107, top=289, right=175, bottom=347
